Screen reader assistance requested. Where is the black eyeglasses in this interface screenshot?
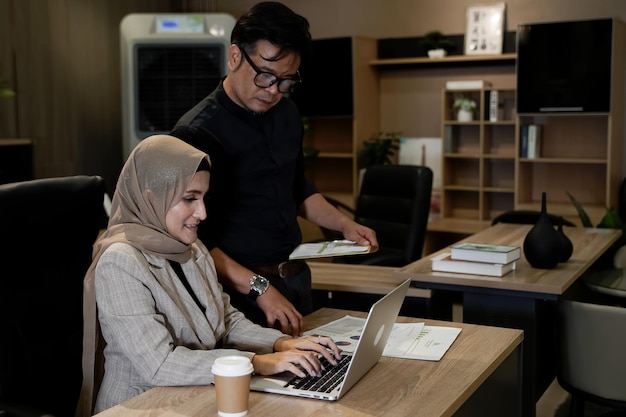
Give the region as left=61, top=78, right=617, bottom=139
left=239, top=46, right=301, bottom=93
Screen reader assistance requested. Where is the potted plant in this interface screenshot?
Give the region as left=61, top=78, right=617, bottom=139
left=0, top=75, right=15, bottom=98
left=301, top=117, right=320, bottom=169
left=358, top=131, right=401, bottom=168
left=452, top=96, right=477, bottom=121
left=419, top=31, right=455, bottom=58
left=567, top=191, right=626, bottom=269
left=357, top=131, right=401, bottom=193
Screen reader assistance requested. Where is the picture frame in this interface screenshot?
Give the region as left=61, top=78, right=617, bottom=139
left=465, top=2, right=506, bottom=55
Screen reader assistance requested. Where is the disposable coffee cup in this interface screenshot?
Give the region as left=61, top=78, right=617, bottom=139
left=211, top=355, right=254, bottom=417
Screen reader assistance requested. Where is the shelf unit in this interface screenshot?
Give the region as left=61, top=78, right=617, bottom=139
left=441, top=88, right=517, bottom=222
left=298, top=36, right=379, bottom=198
left=370, top=53, right=517, bottom=67
left=516, top=113, right=622, bottom=223
left=379, top=50, right=623, bottom=229
left=513, top=18, right=625, bottom=225
left=341, top=35, right=623, bottom=231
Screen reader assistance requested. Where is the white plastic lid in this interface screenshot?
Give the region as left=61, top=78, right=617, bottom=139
left=211, top=355, right=253, bottom=377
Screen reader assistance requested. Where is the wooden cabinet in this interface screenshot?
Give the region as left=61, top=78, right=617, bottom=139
left=369, top=30, right=622, bottom=230
left=0, top=139, right=33, bottom=184
left=295, top=36, right=379, bottom=197
left=512, top=18, right=625, bottom=225
left=516, top=113, right=622, bottom=223
left=440, top=89, right=624, bottom=226
left=441, top=88, right=517, bottom=222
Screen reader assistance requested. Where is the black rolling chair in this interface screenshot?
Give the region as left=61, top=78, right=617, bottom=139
left=0, top=175, right=106, bottom=417
left=491, top=210, right=576, bottom=227
left=341, top=165, right=433, bottom=267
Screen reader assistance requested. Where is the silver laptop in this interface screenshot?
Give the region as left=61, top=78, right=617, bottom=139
left=249, top=278, right=411, bottom=400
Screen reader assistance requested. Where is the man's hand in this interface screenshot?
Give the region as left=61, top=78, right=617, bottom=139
left=256, top=286, right=303, bottom=337
left=299, top=193, right=379, bottom=252
left=342, top=222, right=379, bottom=253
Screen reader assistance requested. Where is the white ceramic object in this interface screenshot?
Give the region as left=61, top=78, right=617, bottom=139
left=427, top=49, right=447, bottom=58
left=457, top=109, right=473, bottom=122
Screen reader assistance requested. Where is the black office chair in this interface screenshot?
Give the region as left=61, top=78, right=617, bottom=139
left=0, top=175, right=106, bottom=417
left=557, top=296, right=626, bottom=417
left=319, top=195, right=356, bottom=242
left=341, top=165, right=433, bottom=267
left=491, top=210, right=576, bottom=227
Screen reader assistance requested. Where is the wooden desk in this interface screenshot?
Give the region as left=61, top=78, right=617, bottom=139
left=424, top=218, right=492, bottom=255
left=395, top=223, right=622, bottom=417
left=308, top=261, right=430, bottom=298
left=308, top=261, right=435, bottom=316
left=426, top=218, right=491, bottom=235
left=93, top=308, right=523, bottom=417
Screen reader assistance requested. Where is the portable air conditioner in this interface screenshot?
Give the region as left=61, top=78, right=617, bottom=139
left=120, top=13, right=235, bottom=159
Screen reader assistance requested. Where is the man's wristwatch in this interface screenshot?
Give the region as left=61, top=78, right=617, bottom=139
left=248, top=274, right=269, bottom=300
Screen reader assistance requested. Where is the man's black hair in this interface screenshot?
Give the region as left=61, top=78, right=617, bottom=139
left=231, top=2, right=312, bottom=64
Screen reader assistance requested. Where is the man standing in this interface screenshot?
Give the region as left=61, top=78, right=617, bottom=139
left=171, top=2, right=377, bottom=337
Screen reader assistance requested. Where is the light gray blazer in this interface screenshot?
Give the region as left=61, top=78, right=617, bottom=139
left=93, top=241, right=284, bottom=413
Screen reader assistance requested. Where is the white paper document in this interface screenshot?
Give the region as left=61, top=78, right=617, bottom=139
left=385, top=323, right=462, bottom=361
left=289, top=240, right=370, bottom=260
left=304, top=315, right=461, bottom=361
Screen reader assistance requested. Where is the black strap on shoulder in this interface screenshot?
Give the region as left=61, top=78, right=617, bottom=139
left=168, top=260, right=206, bottom=314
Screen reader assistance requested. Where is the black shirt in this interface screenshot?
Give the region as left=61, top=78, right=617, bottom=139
left=171, top=80, right=317, bottom=267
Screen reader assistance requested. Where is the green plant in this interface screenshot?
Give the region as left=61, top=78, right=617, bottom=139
left=358, top=131, right=401, bottom=168
left=419, top=31, right=455, bottom=52
left=303, top=146, right=320, bottom=168
left=452, top=96, right=477, bottom=114
left=301, top=118, right=319, bottom=168
left=567, top=191, right=624, bottom=229
left=567, top=191, right=626, bottom=268
left=0, top=75, right=15, bottom=98
left=301, top=116, right=310, bottom=133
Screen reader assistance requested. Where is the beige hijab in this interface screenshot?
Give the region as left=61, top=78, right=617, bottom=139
left=76, top=135, right=209, bottom=417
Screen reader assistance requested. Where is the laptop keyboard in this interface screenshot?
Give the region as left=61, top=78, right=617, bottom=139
left=286, top=354, right=352, bottom=393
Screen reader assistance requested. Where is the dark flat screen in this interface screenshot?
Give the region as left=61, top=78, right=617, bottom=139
left=291, top=37, right=353, bottom=117
left=516, top=18, right=613, bottom=113
left=135, top=44, right=224, bottom=134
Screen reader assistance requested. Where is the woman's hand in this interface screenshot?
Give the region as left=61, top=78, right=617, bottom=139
left=252, top=335, right=342, bottom=377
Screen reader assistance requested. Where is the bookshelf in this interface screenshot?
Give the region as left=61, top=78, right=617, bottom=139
left=440, top=87, right=517, bottom=222
left=516, top=113, right=621, bottom=224
left=361, top=33, right=622, bottom=231
left=440, top=90, right=623, bottom=227
left=297, top=36, right=379, bottom=198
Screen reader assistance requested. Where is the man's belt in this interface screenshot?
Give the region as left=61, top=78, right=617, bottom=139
left=255, top=260, right=307, bottom=279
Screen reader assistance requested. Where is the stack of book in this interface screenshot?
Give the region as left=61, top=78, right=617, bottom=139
left=431, top=243, right=521, bottom=277
left=519, top=124, right=542, bottom=159
left=445, top=80, right=492, bottom=90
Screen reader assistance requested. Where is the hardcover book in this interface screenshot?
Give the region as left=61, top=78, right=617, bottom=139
left=527, top=124, right=542, bottom=159
left=520, top=125, right=529, bottom=157
left=489, top=90, right=499, bottom=121
left=431, top=252, right=516, bottom=277
left=450, top=242, right=521, bottom=264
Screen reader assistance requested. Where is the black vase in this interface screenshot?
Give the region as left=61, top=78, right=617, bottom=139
left=523, top=192, right=562, bottom=269
left=557, top=216, right=573, bottom=263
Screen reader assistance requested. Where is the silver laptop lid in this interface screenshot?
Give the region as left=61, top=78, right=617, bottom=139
left=336, top=277, right=411, bottom=398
